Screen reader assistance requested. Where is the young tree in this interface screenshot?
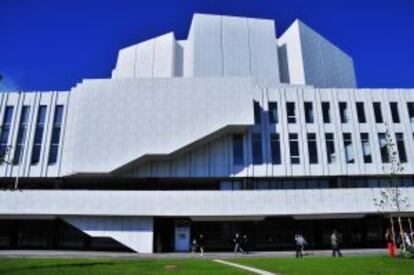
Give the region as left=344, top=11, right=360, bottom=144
left=374, top=126, right=409, bottom=252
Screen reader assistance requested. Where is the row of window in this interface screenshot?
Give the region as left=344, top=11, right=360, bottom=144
left=0, top=105, right=64, bottom=166
left=221, top=177, right=414, bottom=190
left=233, top=131, right=409, bottom=165
left=255, top=101, right=414, bottom=124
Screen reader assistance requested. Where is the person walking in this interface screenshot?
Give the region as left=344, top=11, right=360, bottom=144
left=295, top=233, right=306, bottom=258
left=242, top=234, right=249, bottom=254
left=331, top=230, right=343, bottom=257
left=385, top=228, right=395, bottom=257
left=198, top=234, right=205, bottom=256
left=233, top=233, right=244, bottom=254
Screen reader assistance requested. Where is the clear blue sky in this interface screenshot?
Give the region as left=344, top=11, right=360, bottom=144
left=0, top=0, right=413, bottom=91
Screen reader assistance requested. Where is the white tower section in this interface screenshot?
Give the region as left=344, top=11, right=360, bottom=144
left=112, top=14, right=281, bottom=82
left=278, top=20, right=357, bottom=88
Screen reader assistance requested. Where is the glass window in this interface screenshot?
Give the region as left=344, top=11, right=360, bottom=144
left=307, top=133, right=318, bottom=164
left=373, top=102, right=383, bottom=123
left=13, top=106, right=30, bottom=165
left=253, top=101, right=261, bottom=124
left=390, top=102, right=400, bottom=123
left=360, top=133, right=372, bottom=163
left=339, top=102, right=349, bottom=123
left=395, top=133, right=407, bottom=163
left=304, top=102, right=314, bottom=123
left=268, top=102, right=278, bottom=123
left=286, top=102, right=296, bottom=123
left=356, top=102, right=366, bottom=123
left=232, top=134, right=244, bottom=165
left=343, top=133, right=355, bottom=163
left=48, top=105, right=64, bottom=165
left=0, top=106, right=14, bottom=160
left=322, top=102, right=331, bottom=123
left=252, top=133, right=263, bottom=165
left=289, top=133, right=300, bottom=164
left=270, top=133, right=281, bottom=164
left=31, top=106, right=47, bottom=165
left=407, top=102, right=414, bottom=123
left=378, top=133, right=389, bottom=163
left=325, top=133, right=336, bottom=164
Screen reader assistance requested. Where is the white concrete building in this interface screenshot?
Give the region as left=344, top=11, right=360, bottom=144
left=0, top=14, right=413, bottom=253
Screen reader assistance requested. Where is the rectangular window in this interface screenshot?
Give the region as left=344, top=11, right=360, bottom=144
left=307, top=133, right=318, bottom=164
left=343, top=133, right=354, bottom=163
left=0, top=106, right=14, bottom=160
left=252, top=133, right=263, bottom=165
left=31, top=106, right=47, bottom=164
left=378, top=133, right=389, bottom=163
left=390, top=102, right=400, bottom=123
left=408, top=102, right=414, bottom=123
left=268, top=102, right=278, bottom=123
left=339, top=102, right=349, bottom=123
left=325, top=133, right=336, bottom=164
left=356, top=102, right=366, bottom=123
left=232, top=134, right=244, bottom=165
left=304, top=102, right=314, bottom=123
left=395, top=133, right=407, bottom=163
left=322, top=102, right=331, bottom=123
left=253, top=101, right=261, bottom=124
left=270, top=133, right=281, bottom=164
left=360, top=133, right=372, bottom=163
left=48, top=105, right=64, bottom=165
left=289, top=133, right=300, bottom=164
left=286, top=102, right=296, bottom=123
left=13, top=106, right=30, bottom=165
left=373, top=102, right=383, bottom=123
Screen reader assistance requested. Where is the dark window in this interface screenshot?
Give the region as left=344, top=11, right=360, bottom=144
left=253, top=101, right=261, bottom=124
left=13, top=106, right=30, bottom=165
left=408, top=102, right=414, bottom=123
left=322, top=102, right=331, bottom=123
left=339, top=102, right=349, bottom=123
left=325, top=133, right=336, bottom=164
left=0, top=106, right=14, bottom=160
left=307, top=133, right=318, bottom=164
left=270, top=133, right=281, bottom=164
left=373, top=102, right=383, bottom=123
left=289, top=133, right=300, bottom=164
left=48, top=105, right=64, bottom=165
left=343, top=133, right=354, bottom=163
left=390, top=102, right=400, bottom=123
left=378, top=133, right=389, bottom=163
left=304, top=102, right=314, bottom=123
left=395, top=133, right=407, bottom=163
left=286, top=102, right=296, bottom=123
left=356, top=102, right=366, bottom=123
left=268, top=102, right=278, bottom=123
left=360, top=133, right=372, bottom=163
left=232, top=134, right=244, bottom=165
left=31, top=106, right=47, bottom=164
left=252, top=133, right=263, bottom=165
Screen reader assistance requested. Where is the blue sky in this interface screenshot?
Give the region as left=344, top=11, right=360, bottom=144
left=0, top=0, right=413, bottom=91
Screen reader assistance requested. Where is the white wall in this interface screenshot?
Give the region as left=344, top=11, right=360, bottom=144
left=1, top=188, right=413, bottom=217
left=63, top=216, right=153, bottom=253
left=278, top=20, right=357, bottom=88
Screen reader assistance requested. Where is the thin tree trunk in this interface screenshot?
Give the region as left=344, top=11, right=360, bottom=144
left=390, top=216, right=396, bottom=247
left=398, top=216, right=405, bottom=251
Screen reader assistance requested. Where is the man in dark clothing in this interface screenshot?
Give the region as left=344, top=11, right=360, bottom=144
left=242, top=234, right=249, bottom=254
left=233, top=233, right=244, bottom=254
left=198, top=234, right=205, bottom=256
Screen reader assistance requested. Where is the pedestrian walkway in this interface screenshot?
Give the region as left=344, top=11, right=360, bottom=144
left=213, top=259, right=276, bottom=275
left=0, top=248, right=385, bottom=259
